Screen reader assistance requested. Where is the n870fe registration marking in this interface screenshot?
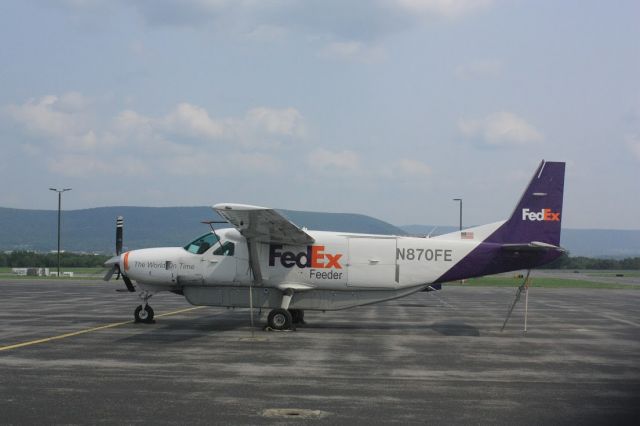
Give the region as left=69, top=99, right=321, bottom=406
left=397, top=248, right=452, bottom=262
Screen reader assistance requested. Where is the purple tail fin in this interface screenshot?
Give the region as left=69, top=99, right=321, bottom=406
left=486, top=161, right=565, bottom=246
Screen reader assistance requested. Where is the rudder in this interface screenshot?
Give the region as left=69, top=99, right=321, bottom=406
left=486, top=160, right=565, bottom=246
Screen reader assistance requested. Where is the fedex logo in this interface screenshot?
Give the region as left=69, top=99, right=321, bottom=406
left=269, top=244, right=343, bottom=269
left=521, top=208, right=560, bottom=222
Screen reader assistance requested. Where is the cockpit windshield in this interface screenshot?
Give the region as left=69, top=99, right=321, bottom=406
left=183, top=232, right=220, bottom=255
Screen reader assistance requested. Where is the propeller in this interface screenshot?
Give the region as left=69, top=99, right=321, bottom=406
left=103, top=216, right=135, bottom=292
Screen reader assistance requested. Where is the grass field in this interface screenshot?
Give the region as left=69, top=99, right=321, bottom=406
left=449, top=275, right=639, bottom=290
left=584, top=271, right=640, bottom=278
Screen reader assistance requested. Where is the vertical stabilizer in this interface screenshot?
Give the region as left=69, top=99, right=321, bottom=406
left=487, top=160, right=565, bottom=246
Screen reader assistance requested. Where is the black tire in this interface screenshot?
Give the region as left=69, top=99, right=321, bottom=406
left=134, top=305, right=155, bottom=323
left=268, top=308, right=292, bottom=330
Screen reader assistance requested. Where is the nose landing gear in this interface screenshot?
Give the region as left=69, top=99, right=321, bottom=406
left=134, top=290, right=155, bottom=323
left=134, top=305, right=155, bottom=323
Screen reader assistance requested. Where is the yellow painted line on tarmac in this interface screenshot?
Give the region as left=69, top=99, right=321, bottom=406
left=0, top=306, right=206, bottom=352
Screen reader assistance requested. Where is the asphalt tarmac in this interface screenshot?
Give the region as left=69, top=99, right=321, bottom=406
left=0, top=280, right=638, bottom=425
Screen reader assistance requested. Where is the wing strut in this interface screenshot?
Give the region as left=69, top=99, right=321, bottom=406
left=246, top=238, right=263, bottom=334
left=501, top=269, right=531, bottom=332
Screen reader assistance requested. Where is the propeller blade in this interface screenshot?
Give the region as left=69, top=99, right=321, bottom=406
left=122, top=275, right=136, bottom=292
left=103, top=256, right=120, bottom=281
left=103, top=265, right=117, bottom=281
left=110, top=215, right=134, bottom=292
left=115, top=216, right=124, bottom=255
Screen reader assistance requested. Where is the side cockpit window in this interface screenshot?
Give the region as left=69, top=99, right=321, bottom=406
left=183, top=233, right=220, bottom=255
left=213, top=241, right=235, bottom=256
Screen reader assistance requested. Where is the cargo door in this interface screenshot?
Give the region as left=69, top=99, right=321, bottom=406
left=347, top=237, right=397, bottom=288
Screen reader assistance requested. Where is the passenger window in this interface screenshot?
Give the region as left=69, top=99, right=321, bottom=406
left=213, top=241, right=235, bottom=256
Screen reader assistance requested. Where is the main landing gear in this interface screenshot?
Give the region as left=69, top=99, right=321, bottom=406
left=266, top=309, right=305, bottom=331
left=134, top=290, right=155, bottom=324
left=265, top=288, right=306, bottom=331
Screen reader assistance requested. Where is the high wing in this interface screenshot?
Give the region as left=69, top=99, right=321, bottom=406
left=213, top=203, right=315, bottom=245
left=213, top=203, right=314, bottom=289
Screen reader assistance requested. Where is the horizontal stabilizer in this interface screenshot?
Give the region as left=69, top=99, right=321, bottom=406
left=501, top=241, right=566, bottom=252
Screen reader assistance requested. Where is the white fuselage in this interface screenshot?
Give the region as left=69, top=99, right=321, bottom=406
left=120, top=223, right=503, bottom=311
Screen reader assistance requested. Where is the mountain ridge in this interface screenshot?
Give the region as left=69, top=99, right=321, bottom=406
left=1, top=206, right=638, bottom=258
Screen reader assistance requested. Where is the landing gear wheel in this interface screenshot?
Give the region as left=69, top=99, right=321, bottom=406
left=268, top=308, right=292, bottom=330
left=134, top=305, right=155, bottom=323
left=289, top=309, right=305, bottom=325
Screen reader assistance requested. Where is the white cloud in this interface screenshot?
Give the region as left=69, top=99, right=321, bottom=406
left=319, top=41, right=386, bottom=63
left=458, top=111, right=543, bottom=146
left=55, top=1, right=494, bottom=43
left=244, top=25, right=288, bottom=42
left=626, top=134, right=640, bottom=161
left=307, top=148, right=361, bottom=174
left=455, top=60, right=503, bottom=80
left=245, top=107, right=305, bottom=137
left=162, top=102, right=225, bottom=140
left=113, top=103, right=305, bottom=149
left=228, top=152, right=282, bottom=174
left=4, top=94, right=305, bottom=177
left=47, top=154, right=149, bottom=178
left=394, top=0, right=494, bottom=18
left=4, top=93, right=95, bottom=151
left=394, top=158, right=432, bottom=176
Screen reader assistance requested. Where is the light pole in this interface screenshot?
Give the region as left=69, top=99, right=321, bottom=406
left=453, top=198, right=463, bottom=284
left=49, top=188, right=72, bottom=277
left=453, top=198, right=462, bottom=231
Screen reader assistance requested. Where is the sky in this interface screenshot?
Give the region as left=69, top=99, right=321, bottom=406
left=1, top=0, right=639, bottom=229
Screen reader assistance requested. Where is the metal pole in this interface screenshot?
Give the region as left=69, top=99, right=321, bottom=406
left=50, top=188, right=71, bottom=278
left=453, top=198, right=462, bottom=231
left=453, top=198, right=463, bottom=283
left=57, top=191, right=61, bottom=277
left=524, top=282, right=529, bottom=333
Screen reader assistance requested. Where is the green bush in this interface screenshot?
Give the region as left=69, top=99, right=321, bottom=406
left=0, top=251, right=110, bottom=268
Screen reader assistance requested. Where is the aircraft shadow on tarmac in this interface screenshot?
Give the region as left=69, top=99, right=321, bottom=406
left=115, top=311, right=481, bottom=343
left=115, top=314, right=250, bottom=344
left=302, top=320, right=480, bottom=336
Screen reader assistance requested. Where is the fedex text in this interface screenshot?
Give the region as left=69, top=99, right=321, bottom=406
left=521, top=208, right=560, bottom=222
left=269, top=244, right=343, bottom=269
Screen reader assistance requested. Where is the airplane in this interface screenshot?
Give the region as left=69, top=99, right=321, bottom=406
left=104, top=160, right=565, bottom=331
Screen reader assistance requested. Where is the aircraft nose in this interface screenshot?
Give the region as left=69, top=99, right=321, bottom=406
left=121, top=250, right=133, bottom=275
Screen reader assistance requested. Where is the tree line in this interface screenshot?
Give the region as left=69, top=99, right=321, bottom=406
left=0, top=251, right=110, bottom=268
left=544, top=253, right=640, bottom=270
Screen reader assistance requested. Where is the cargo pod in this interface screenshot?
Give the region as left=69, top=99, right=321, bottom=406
left=347, top=236, right=397, bottom=289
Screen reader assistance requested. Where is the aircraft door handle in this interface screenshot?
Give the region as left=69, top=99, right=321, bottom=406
left=368, top=259, right=380, bottom=264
